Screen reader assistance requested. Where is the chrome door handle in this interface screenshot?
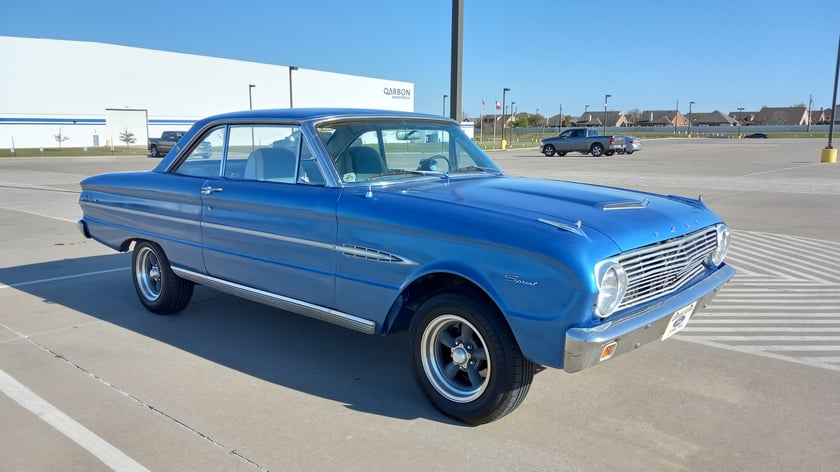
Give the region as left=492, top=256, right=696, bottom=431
left=201, top=186, right=223, bottom=195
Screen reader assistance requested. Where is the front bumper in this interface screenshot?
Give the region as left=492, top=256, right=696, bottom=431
left=563, top=264, right=735, bottom=372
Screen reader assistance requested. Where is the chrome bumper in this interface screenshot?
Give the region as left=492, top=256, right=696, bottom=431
left=563, top=265, right=735, bottom=373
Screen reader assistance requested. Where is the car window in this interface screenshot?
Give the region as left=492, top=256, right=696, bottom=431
left=173, top=126, right=226, bottom=178
left=224, top=125, right=302, bottom=182
left=317, top=119, right=500, bottom=184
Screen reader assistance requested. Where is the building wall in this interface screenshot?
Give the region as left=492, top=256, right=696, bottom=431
left=0, top=36, right=414, bottom=149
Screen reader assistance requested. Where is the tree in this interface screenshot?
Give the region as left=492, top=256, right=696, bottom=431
left=119, top=128, right=137, bottom=148
left=53, top=127, right=70, bottom=150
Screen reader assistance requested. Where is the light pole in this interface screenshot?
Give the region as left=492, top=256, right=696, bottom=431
left=501, top=87, right=510, bottom=145
left=688, top=101, right=695, bottom=137
left=288, top=66, right=299, bottom=108
left=442, top=94, right=448, bottom=117
left=248, top=84, right=256, bottom=110
left=737, top=107, right=745, bottom=138
left=603, top=94, right=611, bottom=136
left=584, top=104, right=590, bottom=125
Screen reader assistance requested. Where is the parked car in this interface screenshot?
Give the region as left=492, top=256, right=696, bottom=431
left=540, top=128, right=625, bottom=157
left=744, top=133, right=768, bottom=139
left=622, top=136, right=642, bottom=154
left=78, top=109, right=734, bottom=424
left=148, top=130, right=186, bottom=157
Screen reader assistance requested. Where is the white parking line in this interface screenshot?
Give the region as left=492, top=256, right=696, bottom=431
left=0, top=368, right=149, bottom=472
left=0, top=268, right=128, bottom=290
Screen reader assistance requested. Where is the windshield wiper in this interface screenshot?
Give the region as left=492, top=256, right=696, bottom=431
left=448, top=166, right=504, bottom=176
left=367, top=169, right=449, bottom=181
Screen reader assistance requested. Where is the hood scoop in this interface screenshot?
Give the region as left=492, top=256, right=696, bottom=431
left=602, top=198, right=649, bottom=211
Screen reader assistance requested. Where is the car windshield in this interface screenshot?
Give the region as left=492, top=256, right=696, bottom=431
left=315, top=118, right=502, bottom=184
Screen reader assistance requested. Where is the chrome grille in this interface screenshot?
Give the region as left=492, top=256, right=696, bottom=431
left=617, top=228, right=718, bottom=310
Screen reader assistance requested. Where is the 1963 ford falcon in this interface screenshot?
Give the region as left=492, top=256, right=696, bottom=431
left=78, top=109, right=734, bottom=424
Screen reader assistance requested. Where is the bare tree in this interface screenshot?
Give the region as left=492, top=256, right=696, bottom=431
left=119, top=128, right=137, bottom=148
left=53, top=127, right=70, bottom=150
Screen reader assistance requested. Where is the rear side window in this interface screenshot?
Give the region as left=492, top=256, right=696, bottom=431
left=173, top=127, right=226, bottom=178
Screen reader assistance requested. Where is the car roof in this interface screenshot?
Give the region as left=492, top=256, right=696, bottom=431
left=196, top=108, right=451, bottom=125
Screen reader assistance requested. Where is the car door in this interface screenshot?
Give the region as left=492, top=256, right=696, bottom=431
left=197, top=124, right=339, bottom=308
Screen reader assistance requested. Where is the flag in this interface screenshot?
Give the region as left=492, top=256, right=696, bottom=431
left=482, top=99, right=485, bottom=110
left=495, top=101, right=501, bottom=110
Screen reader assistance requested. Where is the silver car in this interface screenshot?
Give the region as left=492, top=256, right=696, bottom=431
left=623, top=136, right=642, bottom=155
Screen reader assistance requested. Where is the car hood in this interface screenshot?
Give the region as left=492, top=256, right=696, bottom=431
left=391, top=176, right=720, bottom=252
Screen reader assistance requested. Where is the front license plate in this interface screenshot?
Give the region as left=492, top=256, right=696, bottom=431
left=661, top=301, right=697, bottom=340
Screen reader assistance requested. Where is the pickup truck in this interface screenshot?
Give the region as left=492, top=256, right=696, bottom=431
left=148, top=130, right=186, bottom=157
left=540, top=128, right=625, bottom=157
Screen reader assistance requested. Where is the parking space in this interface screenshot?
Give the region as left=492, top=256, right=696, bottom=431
left=2, top=140, right=839, bottom=471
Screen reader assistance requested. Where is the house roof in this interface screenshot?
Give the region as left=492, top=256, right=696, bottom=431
left=575, top=111, right=624, bottom=127
left=691, top=111, right=736, bottom=125
left=753, top=106, right=808, bottom=125
left=637, top=110, right=677, bottom=125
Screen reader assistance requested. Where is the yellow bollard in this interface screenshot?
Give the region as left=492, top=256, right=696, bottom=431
left=821, top=147, right=837, bottom=163
left=501, top=139, right=507, bottom=150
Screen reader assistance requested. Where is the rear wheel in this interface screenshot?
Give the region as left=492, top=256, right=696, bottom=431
left=149, top=145, right=159, bottom=157
left=542, top=144, right=556, bottom=157
left=590, top=143, right=604, bottom=157
left=409, top=291, right=535, bottom=425
left=132, top=241, right=194, bottom=314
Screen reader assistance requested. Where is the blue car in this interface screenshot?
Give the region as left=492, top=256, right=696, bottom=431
left=78, top=108, right=734, bottom=424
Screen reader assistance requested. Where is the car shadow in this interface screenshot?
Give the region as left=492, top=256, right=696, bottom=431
left=0, top=254, right=461, bottom=425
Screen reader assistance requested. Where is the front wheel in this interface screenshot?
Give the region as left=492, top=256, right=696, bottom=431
left=132, top=241, right=194, bottom=314
left=409, top=292, right=535, bottom=425
left=557, top=151, right=567, bottom=156
left=590, top=143, right=604, bottom=157
left=605, top=150, right=615, bottom=156
left=149, top=145, right=159, bottom=157
left=542, top=144, right=556, bottom=157
left=625, top=150, right=634, bottom=155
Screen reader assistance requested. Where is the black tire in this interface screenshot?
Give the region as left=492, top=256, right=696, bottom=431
left=625, top=150, right=634, bottom=155
left=542, top=145, right=556, bottom=157
left=605, top=150, right=615, bottom=156
left=590, top=143, right=604, bottom=157
left=149, top=145, right=159, bottom=158
left=409, top=291, right=535, bottom=425
left=132, top=241, right=194, bottom=314
left=557, top=151, right=567, bottom=156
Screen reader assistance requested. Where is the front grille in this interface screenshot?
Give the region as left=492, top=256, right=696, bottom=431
left=617, top=228, right=717, bottom=310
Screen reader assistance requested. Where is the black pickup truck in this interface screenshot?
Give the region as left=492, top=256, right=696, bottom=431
left=148, top=131, right=185, bottom=157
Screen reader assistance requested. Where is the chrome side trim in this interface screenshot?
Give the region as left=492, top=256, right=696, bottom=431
left=171, top=267, right=377, bottom=334
left=81, top=202, right=201, bottom=228
left=201, top=221, right=335, bottom=251
left=340, top=244, right=417, bottom=265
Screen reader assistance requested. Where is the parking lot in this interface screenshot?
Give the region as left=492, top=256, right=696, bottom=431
left=2, top=138, right=839, bottom=471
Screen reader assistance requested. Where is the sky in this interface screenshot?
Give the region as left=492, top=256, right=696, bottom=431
left=2, top=0, right=839, bottom=120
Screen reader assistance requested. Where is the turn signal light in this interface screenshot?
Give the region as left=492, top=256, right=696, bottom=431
left=600, top=341, right=618, bottom=362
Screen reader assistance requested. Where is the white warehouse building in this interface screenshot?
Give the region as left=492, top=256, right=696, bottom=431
left=0, top=36, right=415, bottom=150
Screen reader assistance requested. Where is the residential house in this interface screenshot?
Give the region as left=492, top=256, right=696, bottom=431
left=636, top=110, right=686, bottom=127
left=752, top=106, right=809, bottom=125
left=574, top=111, right=627, bottom=128
left=728, top=110, right=758, bottom=126
left=690, top=111, right=736, bottom=126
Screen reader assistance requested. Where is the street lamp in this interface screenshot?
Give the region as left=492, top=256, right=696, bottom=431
left=248, top=84, right=256, bottom=110
left=501, top=87, right=510, bottom=144
left=288, top=66, right=299, bottom=108
left=688, top=101, right=695, bottom=137
left=737, top=107, right=745, bottom=138
left=442, top=94, right=448, bottom=117
left=603, top=94, right=611, bottom=136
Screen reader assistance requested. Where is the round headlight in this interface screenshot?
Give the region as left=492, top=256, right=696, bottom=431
left=707, top=224, right=731, bottom=267
left=595, top=260, right=627, bottom=318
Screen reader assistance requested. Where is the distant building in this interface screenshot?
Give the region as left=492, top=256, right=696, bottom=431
left=574, top=111, right=627, bottom=128
left=752, top=106, right=809, bottom=126
left=636, top=110, right=686, bottom=127
left=1, top=36, right=414, bottom=148
left=690, top=111, right=737, bottom=126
